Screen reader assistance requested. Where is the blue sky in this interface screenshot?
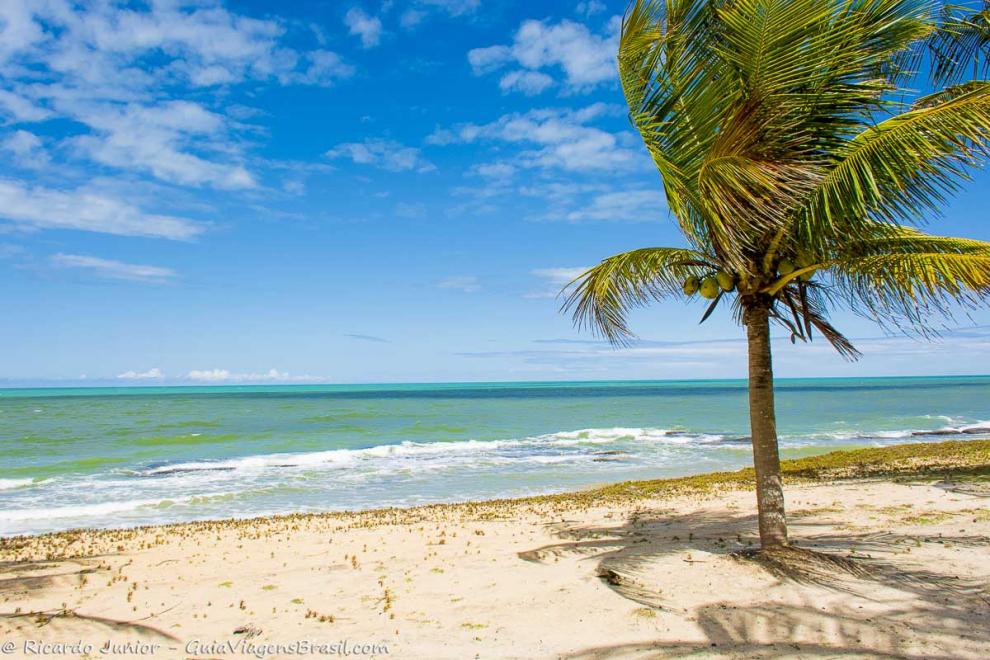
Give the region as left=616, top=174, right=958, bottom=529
left=1, top=0, right=989, bottom=386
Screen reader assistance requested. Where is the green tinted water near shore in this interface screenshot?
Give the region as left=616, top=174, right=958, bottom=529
left=1, top=376, right=988, bottom=535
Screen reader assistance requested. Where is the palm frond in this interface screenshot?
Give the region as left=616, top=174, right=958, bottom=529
left=619, top=0, right=937, bottom=268
left=800, top=81, right=990, bottom=253
left=562, top=247, right=715, bottom=345
left=928, top=2, right=990, bottom=85
left=776, top=283, right=862, bottom=360
left=827, top=227, right=990, bottom=327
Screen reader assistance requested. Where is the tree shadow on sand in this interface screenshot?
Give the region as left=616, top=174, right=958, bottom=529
left=0, top=557, right=106, bottom=600
left=0, top=556, right=179, bottom=643
left=520, top=506, right=990, bottom=658
left=563, top=600, right=976, bottom=659
left=0, top=609, right=179, bottom=643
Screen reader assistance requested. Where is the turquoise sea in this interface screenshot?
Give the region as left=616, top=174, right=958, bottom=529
left=1, top=377, right=989, bottom=536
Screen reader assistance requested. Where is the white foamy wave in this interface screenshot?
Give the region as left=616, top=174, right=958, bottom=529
left=0, top=478, right=34, bottom=491
left=0, top=491, right=238, bottom=523
left=0, top=498, right=165, bottom=522
left=133, top=427, right=696, bottom=477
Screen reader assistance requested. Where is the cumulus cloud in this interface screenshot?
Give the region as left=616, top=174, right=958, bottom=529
left=326, top=138, right=435, bottom=173
left=498, top=70, right=554, bottom=95
left=576, top=1, right=607, bottom=18
left=117, top=368, right=164, bottom=380
left=0, top=1, right=352, bottom=199
left=0, top=2, right=350, bottom=93
left=345, top=8, right=383, bottom=48
left=1, top=130, right=48, bottom=169
left=0, top=180, right=202, bottom=239
left=468, top=18, right=619, bottom=93
left=186, top=368, right=327, bottom=383
left=438, top=275, right=481, bottom=293
left=428, top=104, right=640, bottom=172
left=67, top=101, right=255, bottom=190
left=0, top=90, right=50, bottom=121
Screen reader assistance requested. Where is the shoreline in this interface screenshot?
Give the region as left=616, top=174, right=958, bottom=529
left=2, top=440, right=989, bottom=659
left=2, top=439, right=988, bottom=546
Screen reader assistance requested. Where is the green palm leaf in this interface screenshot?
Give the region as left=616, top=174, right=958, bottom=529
left=802, top=82, right=990, bottom=251
left=563, top=247, right=714, bottom=344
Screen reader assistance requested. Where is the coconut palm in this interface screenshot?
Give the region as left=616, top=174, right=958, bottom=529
left=562, top=0, right=990, bottom=550
left=929, top=1, right=989, bottom=84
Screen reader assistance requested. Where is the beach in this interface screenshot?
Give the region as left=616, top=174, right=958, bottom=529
left=2, top=441, right=989, bottom=659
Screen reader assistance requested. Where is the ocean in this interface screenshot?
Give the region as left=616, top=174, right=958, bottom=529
left=1, top=377, right=988, bottom=536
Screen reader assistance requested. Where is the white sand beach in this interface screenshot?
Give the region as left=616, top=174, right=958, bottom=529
left=2, top=442, right=989, bottom=659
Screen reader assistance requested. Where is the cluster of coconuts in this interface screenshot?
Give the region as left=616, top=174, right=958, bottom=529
left=778, top=249, right=817, bottom=282
left=683, top=252, right=817, bottom=300
left=683, top=271, right=735, bottom=299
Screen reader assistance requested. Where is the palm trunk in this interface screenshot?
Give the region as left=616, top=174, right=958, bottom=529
left=743, top=302, right=788, bottom=548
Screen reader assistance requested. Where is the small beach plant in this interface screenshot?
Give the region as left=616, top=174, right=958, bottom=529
left=563, top=0, right=990, bottom=550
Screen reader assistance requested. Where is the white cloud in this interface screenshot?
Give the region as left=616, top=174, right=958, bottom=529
left=399, top=0, right=479, bottom=30
left=471, top=162, right=516, bottom=180
left=468, top=18, right=619, bottom=93
left=51, top=254, right=177, bottom=283
left=1, top=130, right=48, bottom=169
left=0, top=2, right=350, bottom=92
left=186, top=368, right=326, bottom=383
left=0, top=180, right=202, bottom=239
left=345, top=8, right=383, bottom=48
left=400, top=9, right=426, bottom=29
left=438, top=275, right=481, bottom=293
left=417, top=0, right=480, bottom=18
left=117, top=368, right=164, bottom=380
left=326, top=138, right=435, bottom=173
left=564, top=190, right=666, bottom=222
left=67, top=101, right=255, bottom=190
left=0, top=2, right=352, bottom=194
left=290, top=50, right=355, bottom=86
left=0, top=90, right=51, bottom=122
left=428, top=104, right=640, bottom=172
left=498, top=70, right=554, bottom=95
left=468, top=46, right=513, bottom=74
left=526, top=267, right=589, bottom=299
left=576, top=1, right=607, bottom=18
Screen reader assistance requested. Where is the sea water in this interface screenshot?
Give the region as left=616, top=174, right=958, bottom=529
left=1, top=377, right=988, bottom=535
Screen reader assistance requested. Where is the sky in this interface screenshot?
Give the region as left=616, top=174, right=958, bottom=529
left=1, top=0, right=989, bottom=386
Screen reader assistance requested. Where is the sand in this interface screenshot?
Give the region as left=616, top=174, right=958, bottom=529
left=1, top=472, right=989, bottom=658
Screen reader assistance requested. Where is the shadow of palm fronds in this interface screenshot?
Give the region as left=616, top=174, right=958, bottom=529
left=0, top=608, right=179, bottom=642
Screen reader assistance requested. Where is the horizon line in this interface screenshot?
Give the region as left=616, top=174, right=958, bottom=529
left=2, top=373, right=990, bottom=392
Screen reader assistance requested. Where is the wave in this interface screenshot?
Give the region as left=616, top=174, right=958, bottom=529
left=0, top=478, right=35, bottom=491
left=121, top=423, right=990, bottom=478
left=10, top=423, right=989, bottom=490
left=129, top=427, right=707, bottom=477
left=0, top=491, right=239, bottom=523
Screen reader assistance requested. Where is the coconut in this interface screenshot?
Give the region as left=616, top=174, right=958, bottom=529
left=716, top=271, right=735, bottom=292
left=699, top=277, right=720, bottom=299
left=682, top=276, right=700, bottom=296
left=778, top=259, right=796, bottom=276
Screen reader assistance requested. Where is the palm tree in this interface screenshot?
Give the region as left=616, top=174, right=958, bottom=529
left=562, top=0, right=990, bottom=550
left=929, top=1, right=989, bottom=84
